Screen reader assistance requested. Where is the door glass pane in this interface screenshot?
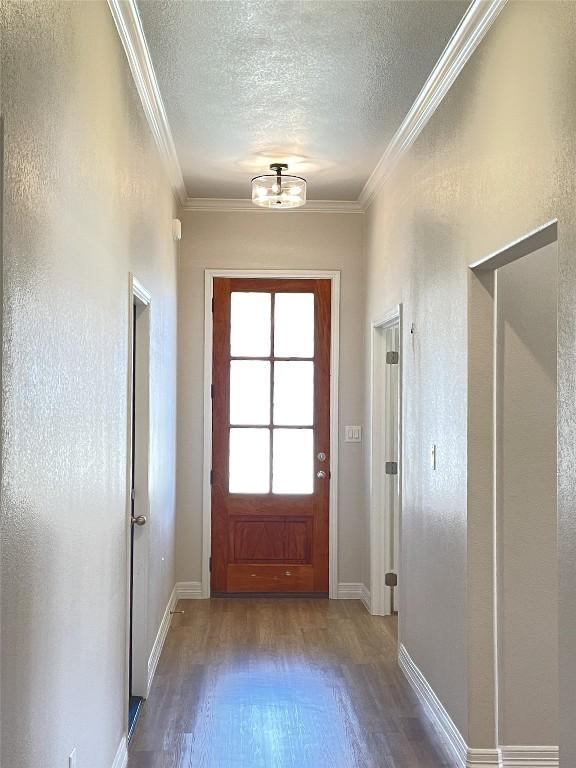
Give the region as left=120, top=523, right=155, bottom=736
left=229, top=428, right=270, bottom=493
left=272, top=429, right=313, bottom=494
left=231, top=292, right=271, bottom=357
left=274, top=293, right=314, bottom=358
left=273, top=361, right=314, bottom=426
left=230, top=361, right=270, bottom=425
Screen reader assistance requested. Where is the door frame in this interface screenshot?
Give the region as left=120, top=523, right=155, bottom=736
left=125, top=273, right=152, bottom=733
left=468, top=219, right=558, bottom=747
left=369, top=304, right=403, bottom=616
left=203, top=269, right=341, bottom=599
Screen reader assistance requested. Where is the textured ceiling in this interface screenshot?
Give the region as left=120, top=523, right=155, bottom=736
left=137, top=0, right=470, bottom=200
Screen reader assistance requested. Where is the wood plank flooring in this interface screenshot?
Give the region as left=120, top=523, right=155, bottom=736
left=128, top=599, right=452, bottom=768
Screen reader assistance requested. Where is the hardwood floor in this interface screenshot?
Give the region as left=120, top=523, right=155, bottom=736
left=128, top=599, right=452, bottom=768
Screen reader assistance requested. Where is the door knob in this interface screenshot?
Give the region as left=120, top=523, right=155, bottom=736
left=131, top=514, right=147, bottom=526
left=316, top=470, right=327, bottom=480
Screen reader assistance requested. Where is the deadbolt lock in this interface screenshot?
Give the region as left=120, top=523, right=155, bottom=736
left=317, top=451, right=327, bottom=462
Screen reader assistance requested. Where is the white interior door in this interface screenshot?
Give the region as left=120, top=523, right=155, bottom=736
left=128, top=278, right=151, bottom=707
left=370, top=313, right=401, bottom=616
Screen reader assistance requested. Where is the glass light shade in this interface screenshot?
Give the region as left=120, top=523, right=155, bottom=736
left=251, top=173, right=307, bottom=209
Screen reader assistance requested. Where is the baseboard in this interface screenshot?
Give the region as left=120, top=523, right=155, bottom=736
left=146, top=585, right=177, bottom=696
left=175, top=580, right=204, bottom=599
left=499, top=747, right=559, bottom=767
left=398, top=645, right=558, bottom=768
left=111, top=736, right=128, bottom=768
left=360, top=584, right=371, bottom=612
left=337, top=582, right=371, bottom=610
left=399, top=643, right=470, bottom=767
left=467, top=749, right=500, bottom=767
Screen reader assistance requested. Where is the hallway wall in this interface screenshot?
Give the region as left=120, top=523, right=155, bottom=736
left=496, top=242, right=558, bottom=745
left=364, top=0, right=574, bottom=756
left=176, top=210, right=365, bottom=589
left=1, top=2, right=177, bottom=766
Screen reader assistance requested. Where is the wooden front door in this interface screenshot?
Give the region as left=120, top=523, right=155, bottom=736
left=211, top=277, right=331, bottom=594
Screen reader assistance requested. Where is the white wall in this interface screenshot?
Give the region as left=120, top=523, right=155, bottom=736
left=176, top=210, right=364, bottom=589
left=0, top=2, right=177, bottom=766
left=496, top=242, right=558, bottom=746
left=364, top=0, right=576, bottom=756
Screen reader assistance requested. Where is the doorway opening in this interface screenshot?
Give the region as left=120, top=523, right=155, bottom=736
left=370, top=307, right=402, bottom=617
left=469, top=220, right=558, bottom=750
left=126, top=276, right=151, bottom=741
left=203, top=270, right=341, bottom=598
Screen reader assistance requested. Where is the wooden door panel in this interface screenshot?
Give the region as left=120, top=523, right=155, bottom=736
left=227, top=564, right=314, bottom=593
left=211, top=277, right=331, bottom=595
left=231, top=518, right=312, bottom=563
left=226, top=496, right=314, bottom=515
left=284, top=520, right=310, bottom=561
left=232, top=520, right=285, bottom=562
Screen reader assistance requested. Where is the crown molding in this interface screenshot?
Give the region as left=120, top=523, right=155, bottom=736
left=108, top=0, right=186, bottom=204
left=109, top=0, right=506, bottom=212
left=181, top=198, right=364, bottom=214
left=357, top=0, right=507, bottom=209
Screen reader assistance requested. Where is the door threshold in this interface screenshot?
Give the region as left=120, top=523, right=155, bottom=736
left=211, top=592, right=329, bottom=599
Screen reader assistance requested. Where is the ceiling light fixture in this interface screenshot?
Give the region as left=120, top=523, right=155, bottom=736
left=251, top=163, right=307, bottom=209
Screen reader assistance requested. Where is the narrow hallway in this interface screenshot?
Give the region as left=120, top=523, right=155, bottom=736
left=128, top=599, right=451, bottom=768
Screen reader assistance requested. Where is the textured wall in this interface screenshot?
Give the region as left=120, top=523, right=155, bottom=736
left=496, top=243, right=558, bottom=745
left=176, top=210, right=364, bottom=587
left=364, top=0, right=575, bottom=754
left=0, top=3, right=177, bottom=766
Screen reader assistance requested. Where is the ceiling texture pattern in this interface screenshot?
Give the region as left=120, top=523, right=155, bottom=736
left=137, top=0, right=469, bottom=201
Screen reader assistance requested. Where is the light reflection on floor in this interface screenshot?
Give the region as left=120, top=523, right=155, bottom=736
left=186, top=660, right=368, bottom=768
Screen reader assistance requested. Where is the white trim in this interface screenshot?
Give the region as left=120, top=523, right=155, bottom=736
left=202, top=269, right=341, bottom=599
left=146, top=586, right=177, bottom=696
left=328, top=273, right=341, bottom=600
left=111, top=736, right=128, bottom=768
left=337, top=583, right=371, bottom=610
left=128, top=276, right=152, bottom=700
left=107, top=0, right=186, bottom=204
left=108, top=0, right=506, bottom=210
left=467, top=750, right=500, bottom=767
left=175, top=581, right=204, bottom=600
left=182, top=198, right=363, bottom=214
left=132, top=276, right=152, bottom=306
left=399, top=643, right=470, bottom=767
left=498, top=747, right=559, bottom=767
left=398, top=645, right=560, bottom=768
left=124, top=273, right=153, bottom=732
left=358, top=0, right=507, bottom=209
left=202, top=272, right=214, bottom=599
left=369, top=305, right=403, bottom=617
left=469, top=220, right=558, bottom=271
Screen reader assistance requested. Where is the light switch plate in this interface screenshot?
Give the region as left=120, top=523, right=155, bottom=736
left=344, top=426, right=362, bottom=443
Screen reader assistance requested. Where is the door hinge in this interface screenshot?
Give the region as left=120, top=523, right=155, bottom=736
left=211, top=384, right=214, bottom=399
left=385, top=572, right=398, bottom=587
left=386, top=351, right=399, bottom=365
left=210, top=469, right=214, bottom=485
left=131, top=488, right=135, bottom=500
left=385, top=461, right=398, bottom=475
left=211, top=296, right=214, bottom=313
left=209, top=556, right=212, bottom=573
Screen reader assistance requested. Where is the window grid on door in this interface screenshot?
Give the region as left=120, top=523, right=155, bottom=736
left=228, top=290, right=315, bottom=494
